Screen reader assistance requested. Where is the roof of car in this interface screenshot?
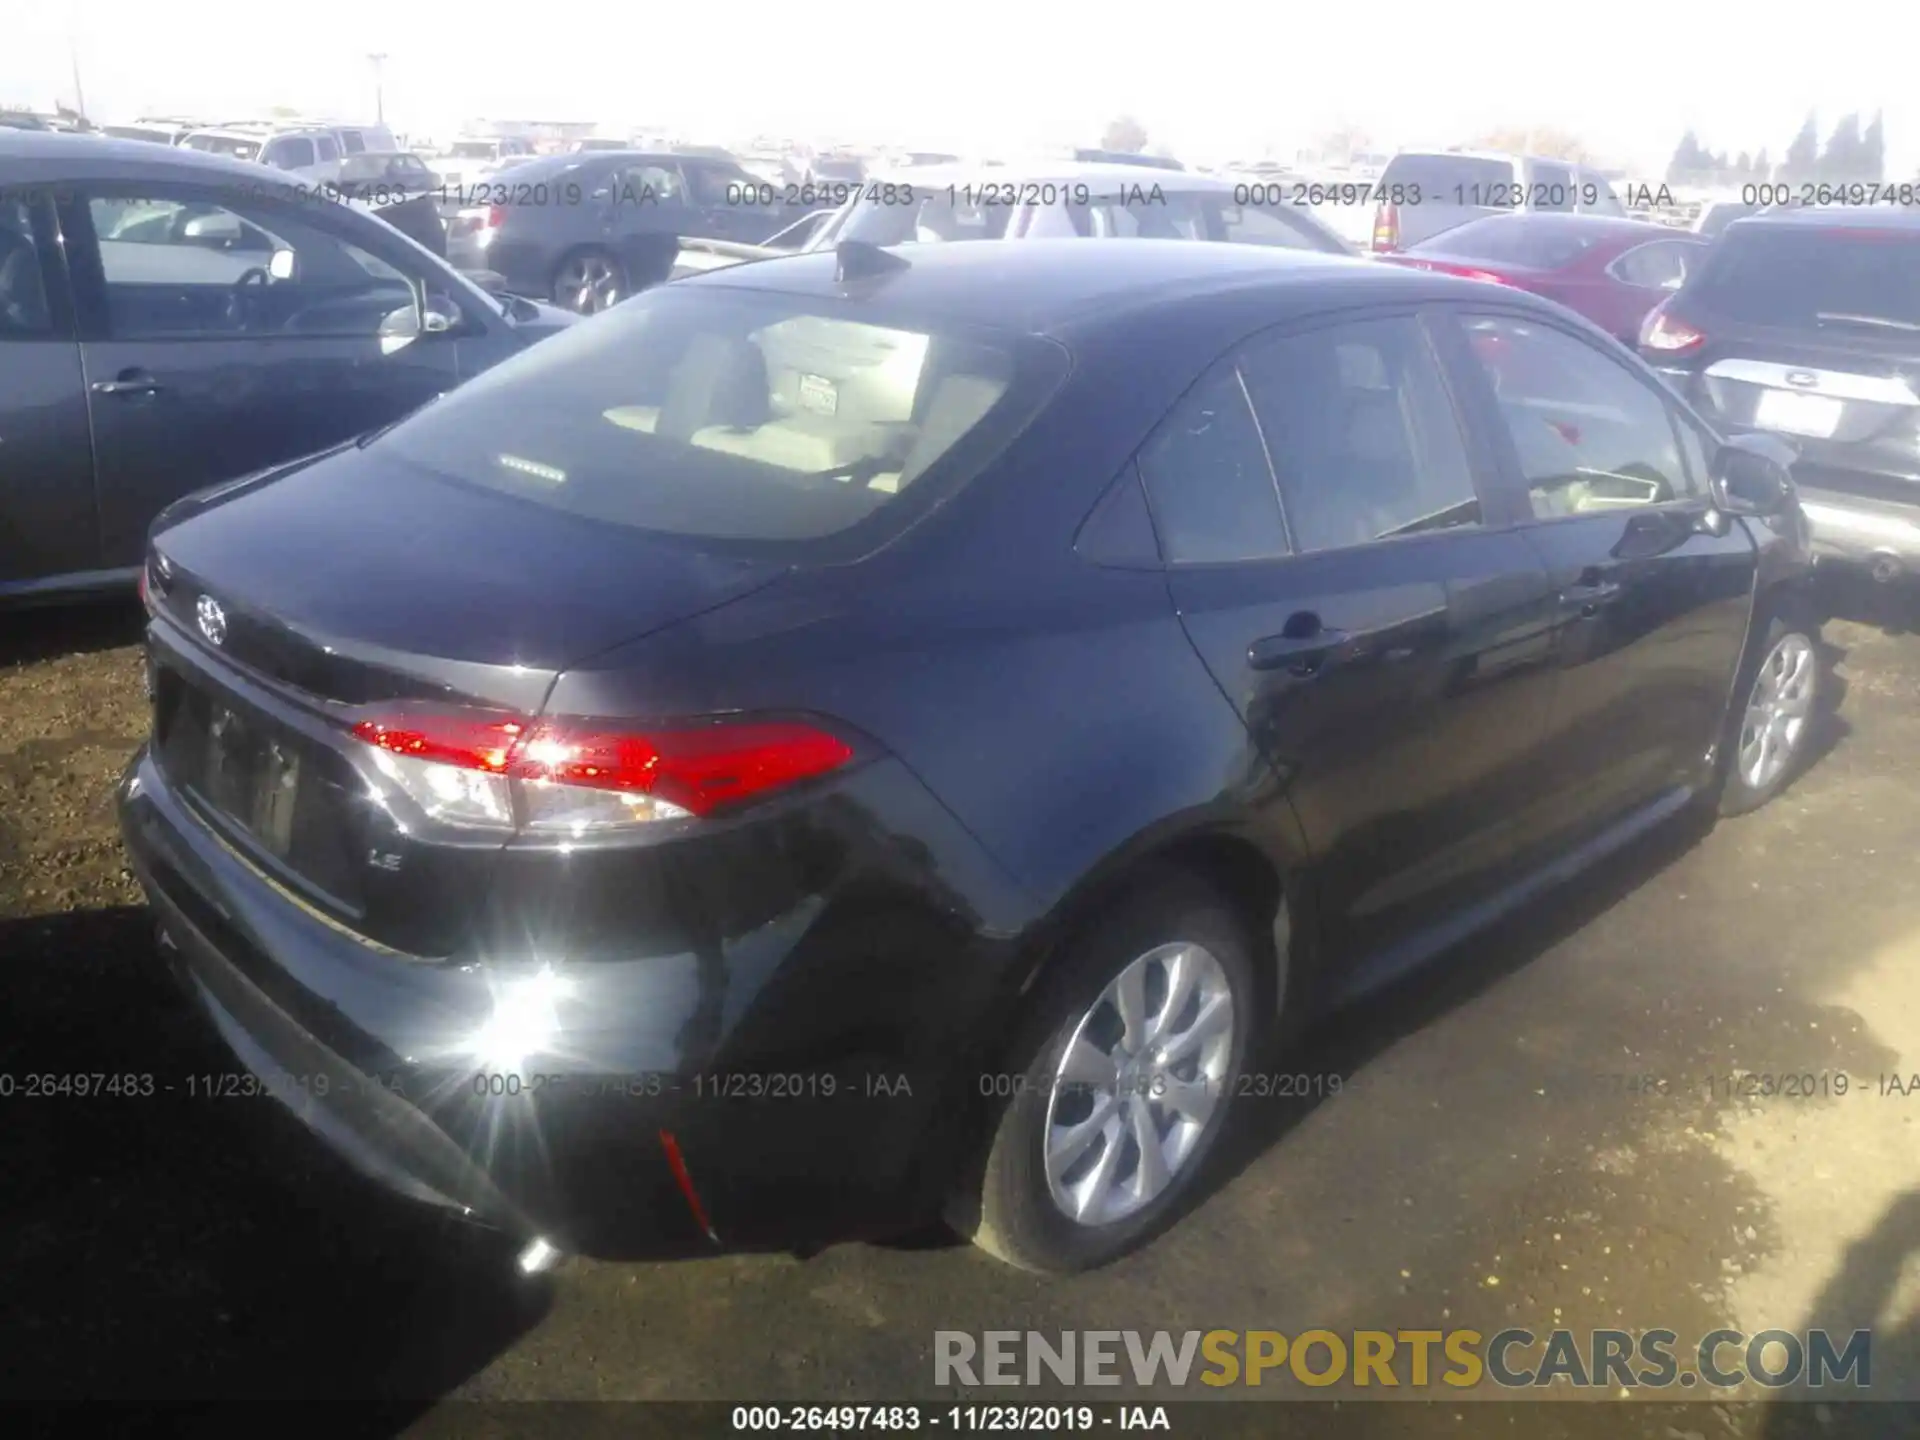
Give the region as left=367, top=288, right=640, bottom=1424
left=1388, top=149, right=1607, bottom=172
left=863, top=159, right=1237, bottom=194
left=0, top=129, right=327, bottom=192
left=1424, top=211, right=1696, bottom=244
left=679, top=236, right=1480, bottom=332
left=1732, top=204, right=1920, bottom=232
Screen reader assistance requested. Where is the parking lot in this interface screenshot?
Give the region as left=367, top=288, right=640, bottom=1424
left=2, top=576, right=1918, bottom=1434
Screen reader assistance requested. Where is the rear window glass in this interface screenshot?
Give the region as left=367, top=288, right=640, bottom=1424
left=451, top=141, right=501, bottom=159
left=1691, top=226, right=1920, bottom=331
left=1381, top=154, right=1515, bottom=196
left=374, top=285, right=1065, bottom=546
left=1412, top=217, right=1607, bottom=269
left=185, top=134, right=260, bottom=161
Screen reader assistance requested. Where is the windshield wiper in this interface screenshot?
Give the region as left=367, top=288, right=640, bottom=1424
left=1815, top=312, right=1920, bottom=334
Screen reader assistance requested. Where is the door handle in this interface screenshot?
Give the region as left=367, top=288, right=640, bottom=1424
left=1559, top=574, right=1624, bottom=618
left=91, top=370, right=162, bottom=397
left=1249, top=622, right=1352, bottom=675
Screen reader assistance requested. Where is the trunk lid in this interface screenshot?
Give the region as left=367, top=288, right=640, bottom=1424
left=151, top=441, right=789, bottom=711
left=146, top=443, right=790, bottom=955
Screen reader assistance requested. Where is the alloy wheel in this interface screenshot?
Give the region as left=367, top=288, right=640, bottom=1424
left=1043, top=942, right=1235, bottom=1227
left=1738, top=631, right=1816, bottom=791
left=557, top=255, right=621, bottom=314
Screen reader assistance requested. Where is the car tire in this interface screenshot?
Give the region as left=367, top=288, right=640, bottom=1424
left=949, top=872, right=1262, bottom=1275
left=550, top=247, right=626, bottom=315
left=1717, top=600, right=1825, bottom=817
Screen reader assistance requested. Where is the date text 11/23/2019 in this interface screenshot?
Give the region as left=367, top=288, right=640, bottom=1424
left=730, top=1405, right=1170, bottom=1432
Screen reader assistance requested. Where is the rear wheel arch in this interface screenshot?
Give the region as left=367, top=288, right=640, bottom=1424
left=1016, top=825, right=1306, bottom=1047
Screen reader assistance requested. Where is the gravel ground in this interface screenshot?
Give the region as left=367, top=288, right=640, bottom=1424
left=5, top=580, right=1920, bottom=1438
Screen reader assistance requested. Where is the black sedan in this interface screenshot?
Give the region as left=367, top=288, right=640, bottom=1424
left=0, top=131, right=576, bottom=603
left=119, top=240, right=1821, bottom=1274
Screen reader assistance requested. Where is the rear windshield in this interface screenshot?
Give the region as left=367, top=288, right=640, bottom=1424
left=1411, top=216, right=1607, bottom=269
left=374, top=284, right=1065, bottom=546
left=184, top=133, right=260, bottom=161
left=1381, top=153, right=1516, bottom=196
left=451, top=141, right=502, bottom=159
left=1691, top=224, right=1920, bottom=331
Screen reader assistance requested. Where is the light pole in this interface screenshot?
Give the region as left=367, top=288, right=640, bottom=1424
left=367, top=53, right=387, bottom=125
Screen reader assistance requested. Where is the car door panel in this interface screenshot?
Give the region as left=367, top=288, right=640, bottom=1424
left=0, top=194, right=99, bottom=587
left=1443, top=306, right=1756, bottom=837
left=62, top=186, right=464, bottom=569
left=1138, top=311, right=1561, bottom=972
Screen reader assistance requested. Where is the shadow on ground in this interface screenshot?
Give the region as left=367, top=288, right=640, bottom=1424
left=0, top=906, right=550, bottom=1407
left=0, top=598, right=145, bottom=669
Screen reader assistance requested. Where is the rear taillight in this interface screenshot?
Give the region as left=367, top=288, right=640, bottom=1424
left=1639, top=301, right=1704, bottom=353
left=137, top=565, right=150, bottom=612
left=486, top=204, right=506, bottom=230
left=1372, top=201, right=1399, bottom=252
left=350, top=711, right=854, bottom=833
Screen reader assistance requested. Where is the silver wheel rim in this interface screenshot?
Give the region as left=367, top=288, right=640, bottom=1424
left=559, top=256, right=620, bottom=314
left=1739, top=632, right=1816, bottom=791
left=1044, top=942, right=1235, bottom=1227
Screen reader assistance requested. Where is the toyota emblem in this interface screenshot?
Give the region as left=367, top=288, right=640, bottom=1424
left=195, top=594, right=228, bottom=647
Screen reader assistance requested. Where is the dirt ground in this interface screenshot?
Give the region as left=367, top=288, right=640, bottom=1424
left=6, top=579, right=1920, bottom=1438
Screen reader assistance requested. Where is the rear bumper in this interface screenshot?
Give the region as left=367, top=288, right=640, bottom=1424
left=1797, top=485, right=1920, bottom=572
left=116, top=733, right=1017, bottom=1254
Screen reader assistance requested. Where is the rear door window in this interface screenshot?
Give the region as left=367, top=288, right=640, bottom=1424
left=1135, top=364, right=1289, bottom=563
left=340, top=130, right=365, bottom=155
left=1689, top=225, right=1920, bottom=332
left=1238, top=315, right=1482, bottom=553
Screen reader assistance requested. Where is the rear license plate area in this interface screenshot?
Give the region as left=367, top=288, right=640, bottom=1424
left=1754, top=388, right=1843, bottom=439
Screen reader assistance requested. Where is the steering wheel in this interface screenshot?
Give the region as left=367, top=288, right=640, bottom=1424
left=221, top=267, right=272, bottom=329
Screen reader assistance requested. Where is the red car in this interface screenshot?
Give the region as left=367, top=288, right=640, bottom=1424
left=1377, top=213, right=1710, bottom=345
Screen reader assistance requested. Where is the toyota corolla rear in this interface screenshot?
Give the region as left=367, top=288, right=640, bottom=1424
left=118, top=278, right=1067, bottom=1255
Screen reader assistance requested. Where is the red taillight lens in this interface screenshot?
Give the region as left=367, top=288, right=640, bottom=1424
left=1639, top=303, right=1704, bottom=353
left=350, top=711, right=854, bottom=832
left=353, top=714, right=524, bottom=771
left=486, top=204, right=506, bottom=230
left=1373, top=201, right=1399, bottom=252
left=515, top=721, right=854, bottom=817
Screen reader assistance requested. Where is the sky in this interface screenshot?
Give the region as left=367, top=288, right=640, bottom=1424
left=6, top=0, right=1914, bottom=177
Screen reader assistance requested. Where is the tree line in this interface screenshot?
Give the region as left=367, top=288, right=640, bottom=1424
left=1668, top=111, right=1886, bottom=188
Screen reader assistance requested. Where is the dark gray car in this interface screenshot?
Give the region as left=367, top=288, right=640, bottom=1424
left=443, top=150, right=799, bottom=313
left=0, top=131, right=576, bottom=602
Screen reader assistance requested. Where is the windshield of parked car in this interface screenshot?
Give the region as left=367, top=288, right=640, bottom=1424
left=1381, top=153, right=1516, bottom=198
left=824, top=184, right=1337, bottom=250
left=183, top=133, right=261, bottom=161
left=1410, top=217, right=1608, bottom=269
left=1690, top=223, right=1920, bottom=331
left=372, top=284, right=1066, bottom=546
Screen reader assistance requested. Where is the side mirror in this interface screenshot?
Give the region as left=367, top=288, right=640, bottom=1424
left=378, top=296, right=461, bottom=353
left=1711, top=433, right=1796, bottom=517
